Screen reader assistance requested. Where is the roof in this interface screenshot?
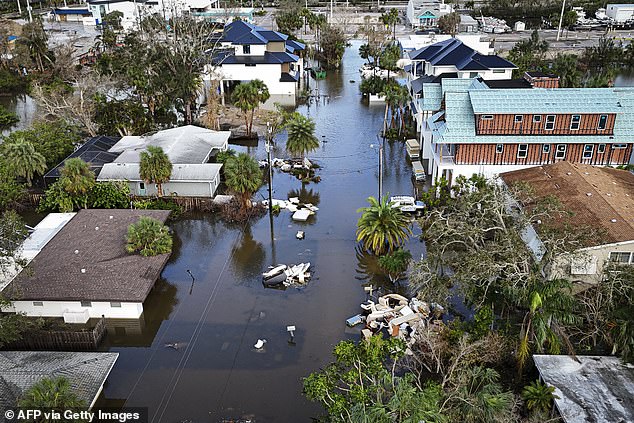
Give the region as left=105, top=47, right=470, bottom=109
left=109, top=125, right=229, bottom=164
left=4, top=209, right=171, bottom=303
left=533, top=355, right=634, bottom=423
left=98, top=163, right=222, bottom=182
left=44, top=135, right=121, bottom=181
left=285, top=39, right=305, bottom=53
left=469, top=88, right=626, bottom=114
left=212, top=50, right=299, bottom=65
left=409, top=38, right=516, bottom=71
left=483, top=78, right=533, bottom=89
left=525, top=70, right=557, bottom=78
left=500, top=162, right=634, bottom=246
left=53, top=7, right=90, bottom=14
left=222, top=20, right=268, bottom=44
left=280, top=72, right=299, bottom=82
left=0, top=351, right=118, bottom=409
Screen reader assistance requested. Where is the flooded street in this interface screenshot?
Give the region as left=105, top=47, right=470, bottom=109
left=91, top=41, right=421, bottom=422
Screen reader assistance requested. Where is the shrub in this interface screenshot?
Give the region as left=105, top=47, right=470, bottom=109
left=126, top=216, right=173, bottom=257
left=88, top=181, right=130, bottom=209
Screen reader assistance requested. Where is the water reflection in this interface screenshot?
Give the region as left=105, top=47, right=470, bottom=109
left=0, top=94, right=38, bottom=136
left=287, top=186, right=320, bottom=206
left=231, top=226, right=266, bottom=281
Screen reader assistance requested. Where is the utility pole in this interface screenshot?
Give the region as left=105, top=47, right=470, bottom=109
left=378, top=138, right=384, bottom=199
left=16, top=0, right=21, bottom=15
left=26, top=0, right=32, bottom=22
left=556, top=0, right=566, bottom=41
left=266, top=122, right=274, bottom=212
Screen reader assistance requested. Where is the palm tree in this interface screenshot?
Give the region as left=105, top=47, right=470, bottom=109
left=139, top=145, right=172, bottom=197
left=381, top=8, right=399, bottom=40
left=359, top=43, right=372, bottom=64
left=356, top=196, right=412, bottom=255
left=377, top=248, right=412, bottom=283
left=19, top=377, right=86, bottom=409
left=224, top=153, right=263, bottom=208
left=126, top=216, right=173, bottom=257
left=232, top=79, right=270, bottom=137
left=285, top=112, right=319, bottom=160
left=2, top=137, right=47, bottom=186
left=59, top=158, right=95, bottom=208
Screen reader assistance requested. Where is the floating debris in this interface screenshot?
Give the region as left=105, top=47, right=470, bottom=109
left=262, top=262, right=312, bottom=287
left=296, top=231, right=305, bottom=240
left=254, top=339, right=267, bottom=349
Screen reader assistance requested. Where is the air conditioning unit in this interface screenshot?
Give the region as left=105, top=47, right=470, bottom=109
left=570, top=255, right=598, bottom=275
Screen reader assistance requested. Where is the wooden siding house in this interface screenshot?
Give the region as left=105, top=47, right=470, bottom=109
left=424, top=84, right=634, bottom=184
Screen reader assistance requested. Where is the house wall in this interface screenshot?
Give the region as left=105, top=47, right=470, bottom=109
left=128, top=180, right=218, bottom=197
left=606, top=4, right=634, bottom=22
left=213, top=63, right=298, bottom=95
left=476, top=113, right=617, bottom=135
left=453, top=143, right=632, bottom=166
left=266, top=41, right=286, bottom=52
left=235, top=44, right=267, bottom=56
left=4, top=301, right=144, bottom=319
left=89, top=1, right=139, bottom=28
left=550, top=240, right=634, bottom=286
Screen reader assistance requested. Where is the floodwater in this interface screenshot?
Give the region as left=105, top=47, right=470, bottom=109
left=94, top=40, right=424, bottom=422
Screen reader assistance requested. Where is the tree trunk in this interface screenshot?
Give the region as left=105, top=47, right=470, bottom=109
left=185, top=99, right=192, bottom=125
left=245, top=112, right=250, bottom=136
left=157, top=183, right=163, bottom=197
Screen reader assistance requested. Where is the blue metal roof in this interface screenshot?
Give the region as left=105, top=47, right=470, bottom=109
left=409, top=38, right=516, bottom=71
left=212, top=50, right=299, bottom=65
left=259, top=30, right=287, bottom=42
left=53, top=7, right=89, bottom=14
left=285, top=39, right=305, bottom=53
left=469, top=88, right=627, bottom=114
left=222, top=20, right=267, bottom=45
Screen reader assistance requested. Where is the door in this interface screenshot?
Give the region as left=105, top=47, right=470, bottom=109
left=138, top=182, right=146, bottom=196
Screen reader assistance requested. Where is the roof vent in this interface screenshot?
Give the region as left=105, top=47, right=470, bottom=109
left=586, top=192, right=592, bottom=196
left=81, top=268, right=86, bottom=273
left=74, top=250, right=79, bottom=254
left=95, top=226, right=99, bottom=230
left=566, top=172, right=572, bottom=175
left=607, top=193, right=612, bottom=196
left=109, top=215, right=114, bottom=219
left=611, top=219, right=617, bottom=223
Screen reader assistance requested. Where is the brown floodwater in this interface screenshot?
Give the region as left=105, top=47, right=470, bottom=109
left=86, top=41, right=425, bottom=422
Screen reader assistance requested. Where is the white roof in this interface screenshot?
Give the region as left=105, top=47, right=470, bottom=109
left=186, top=0, right=211, bottom=8
left=533, top=355, right=634, bottom=423
left=97, top=163, right=222, bottom=182
left=0, top=213, right=76, bottom=292
left=109, top=125, right=230, bottom=164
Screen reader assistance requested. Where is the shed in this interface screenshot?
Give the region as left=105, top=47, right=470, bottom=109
left=514, top=21, right=526, bottom=31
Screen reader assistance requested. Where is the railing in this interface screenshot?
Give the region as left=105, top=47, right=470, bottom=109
left=6, top=317, right=107, bottom=351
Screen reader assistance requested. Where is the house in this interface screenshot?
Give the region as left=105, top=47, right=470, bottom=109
left=44, top=135, right=121, bottom=188
left=458, top=15, right=478, bottom=33
left=606, top=3, right=634, bottom=22
left=421, top=79, right=634, bottom=183
left=500, top=162, right=634, bottom=285
left=95, top=125, right=229, bottom=197
left=207, top=20, right=305, bottom=96
left=1, top=209, right=172, bottom=322
left=50, top=7, right=93, bottom=22
left=406, top=0, right=453, bottom=29
left=0, top=351, right=119, bottom=409
left=399, top=34, right=494, bottom=57
left=533, top=355, right=634, bottom=423
left=191, top=7, right=255, bottom=24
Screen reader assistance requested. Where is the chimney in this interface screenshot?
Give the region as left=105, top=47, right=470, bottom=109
left=523, top=71, right=560, bottom=88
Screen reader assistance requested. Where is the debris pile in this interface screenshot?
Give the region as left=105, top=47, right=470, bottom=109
left=262, top=196, right=319, bottom=221
left=262, top=263, right=312, bottom=287
left=260, top=157, right=320, bottom=183
left=346, top=292, right=444, bottom=344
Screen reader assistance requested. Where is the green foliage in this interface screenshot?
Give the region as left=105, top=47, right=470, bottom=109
left=507, top=30, right=549, bottom=77
left=438, top=12, right=460, bottom=36
left=380, top=8, right=399, bottom=39
left=215, top=148, right=236, bottom=164
left=140, top=145, right=172, bottom=197
left=126, top=216, right=173, bottom=257
left=232, top=79, right=270, bottom=136
left=0, top=210, right=28, bottom=277
left=356, top=196, right=413, bottom=255
left=38, top=182, right=76, bottom=213
left=88, top=181, right=130, bottom=209
left=285, top=112, right=319, bottom=159
left=0, top=104, right=19, bottom=129
left=377, top=248, right=412, bottom=283
left=359, top=75, right=387, bottom=95
left=132, top=198, right=182, bottom=219
left=2, top=120, right=82, bottom=170
left=419, top=176, right=451, bottom=210
left=224, top=153, right=263, bottom=207
left=0, top=69, right=28, bottom=95
left=319, top=25, right=346, bottom=69
left=94, top=96, right=157, bottom=136
left=549, top=53, right=582, bottom=88
left=521, top=380, right=558, bottom=413
left=0, top=136, right=47, bottom=186
left=0, top=165, right=26, bottom=211
left=59, top=158, right=95, bottom=207
left=379, top=44, right=401, bottom=74
left=18, top=377, right=87, bottom=410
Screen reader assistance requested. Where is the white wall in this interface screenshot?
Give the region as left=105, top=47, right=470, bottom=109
left=128, top=179, right=218, bottom=197
left=431, top=161, right=540, bottom=184
left=89, top=1, right=139, bottom=28
left=4, top=301, right=144, bottom=319
left=235, top=44, right=267, bottom=56
left=207, top=63, right=299, bottom=95
left=606, top=4, right=634, bottom=22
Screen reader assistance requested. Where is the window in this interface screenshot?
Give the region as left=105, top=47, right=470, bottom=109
left=598, top=114, right=608, bottom=130
left=555, top=144, right=567, bottom=159
left=481, top=115, right=493, bottom=120
left=542, top=144, right=550, bottom=154
left=469, top=72, right=478, bottom=78
left=570, top=115, right=581, bottom=130
left=514, top=115, right=523, bottom=123
left=613, top=144, right=626, bottom=149
left=533, top=115, right=542, bottom=123
left=609, top=252, right=633, bottom=264
left=495, top=144, right=503, bottom=154
left=139, top=182, right=145, bottom=190
left=583, top=144, right=594, bottom=159
left=492, top=69, right=506, bottom=73
left=242, top=45, right=250, bottom=54
left=80, top=301, right=92, bottom=307
left=33, top=301, right=43, bottom=307
left=598, top=143, right=606, bottom=153
left=245, top=63, right=256, bottom=67
left=545, top=115, right=556, bottom=130
left=110, top=302, right=122, bottom=308
left=517, top=144, right=528, bottom=158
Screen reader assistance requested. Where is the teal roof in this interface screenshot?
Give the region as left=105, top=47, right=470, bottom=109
left=469, top=88, right=626, bottom=114
left=429, top=86, right=634, bottom=144
left=417, top=11, right=436, bottom=18
left=421, top=83, right=442, bottom=111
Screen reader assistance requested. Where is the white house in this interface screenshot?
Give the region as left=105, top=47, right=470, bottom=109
left=406, top=0, right=453, bottom=29
left=606, top=3, right=634, bottom=22
left=399, top=33, right=494, bottom=57
left=206, top=20, right=305, bottom=96
left=1, top=209, right=172, bottom=322
left=96, top=125, right=229, bottom=198
left=500, top=162, right=634, bottom=287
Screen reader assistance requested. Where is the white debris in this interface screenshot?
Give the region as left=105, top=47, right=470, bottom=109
left=254, top=339, right=267, bottom=349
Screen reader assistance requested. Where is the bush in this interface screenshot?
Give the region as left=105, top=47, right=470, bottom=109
left=0, top=105, right=19, bottom=129
left=359, top=75, right=387, bottom=95
left=0, top=68, right=28, bottom=95
left=132, top=198, right=182, bottom=219
left=88, top=181, right=130, bottom=209
left=126, top=216, right=173, bottom=257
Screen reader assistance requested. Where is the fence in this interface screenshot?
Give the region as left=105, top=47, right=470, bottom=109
left=6, top=317, right=107, bottom=351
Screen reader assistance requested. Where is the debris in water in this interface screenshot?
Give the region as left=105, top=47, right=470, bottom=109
left=254, top=339, right=267, bottom=349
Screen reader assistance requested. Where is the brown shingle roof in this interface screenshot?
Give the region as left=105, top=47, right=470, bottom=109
left=5, top=209, right=171, bottom=302
left=500, top=162, right=634, bottom=247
